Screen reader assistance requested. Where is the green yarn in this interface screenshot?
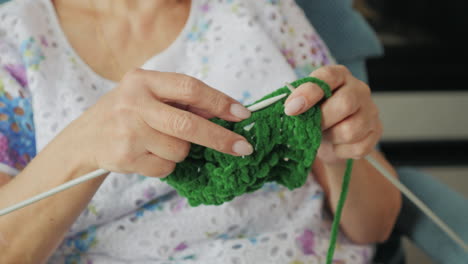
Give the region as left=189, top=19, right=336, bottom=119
left=162, top=77, right=332, bottom=206
left=326, top=159, right=354, bottom=264
left=162, top=76, right=354, bottom=263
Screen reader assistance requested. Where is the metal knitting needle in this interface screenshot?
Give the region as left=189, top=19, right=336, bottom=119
left=247, top=93, right=288, bottom=112
left=246, top=82, right=295, bottom=112
left=365, top=155, right=468, bottom=252
left=0, top=169, right=109, bottom=216
left=285, top=82, right=296, bottom=92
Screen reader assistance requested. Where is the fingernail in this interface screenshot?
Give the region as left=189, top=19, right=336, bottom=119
left=285, top=96, right=305, bottom=115
left=233, top=140, right=254, bottom=155
left=230, top=104, right=251, bottom=119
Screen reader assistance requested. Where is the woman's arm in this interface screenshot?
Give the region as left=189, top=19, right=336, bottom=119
left=0, top=70, right=253, bottom=263
left=0, top=130, right=108, bottom=263
left=313, top=150, right=401, bottom=244
left=0, top=173, right=10, bottom=187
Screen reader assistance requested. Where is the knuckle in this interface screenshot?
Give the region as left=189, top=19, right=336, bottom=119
left=207, top=130, right=231, bottom=152
left=339, top=122, right=356, bottom=142
left=210, top=94, right=228, bottom=115
left=170, top=112, right=195, bottom=135
left=159, top=161, right=176, bottom=178
left=178, top=75, right=201, bottom=102
left=113, top=145, right=136, bottom=167
left=122, top=68, right=145, bottom=85
left=113, top=117, right=139, bottom=145
left=116, top=130, right=137, bottom=151
left=113, top=90, right=138, bottom=112
left=338, top=96, right=355, bottom=115
left=354, top=139, right=374, bottom=158
left=212, top=136, right=232, bottom=153
left=353, top=144, right=368, bottom=158
left=111, top=105, right=137, bottom=130
left=316, top=67, right=335, bottom=82
left=114, top=97, right=134, bottom=113
left=176, top=141, right=191, bottom=162
left=335, top=64, right=351, bottom=75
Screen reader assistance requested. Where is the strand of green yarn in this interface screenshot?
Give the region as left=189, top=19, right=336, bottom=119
left=163, top=77, right=332, bottom=206
left=162, top=76, right=354, bottom=263
left=326, top=159, right=353, bottom=264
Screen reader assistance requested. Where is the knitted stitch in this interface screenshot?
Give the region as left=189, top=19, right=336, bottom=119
left=162, top=77, right=332, bottom=206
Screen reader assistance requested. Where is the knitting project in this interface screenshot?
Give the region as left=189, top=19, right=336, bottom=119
left=162, top=77, right=332, bottom=206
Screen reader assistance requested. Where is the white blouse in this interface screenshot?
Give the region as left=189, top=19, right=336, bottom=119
left=0, top=0, right=373, bottom=263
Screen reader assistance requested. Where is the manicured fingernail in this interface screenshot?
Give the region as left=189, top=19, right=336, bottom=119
left=285, top=96, right=305, bottom=115
left=230, top=104, right=251, bottom=119
left=233, top=140, right=254, bottom=155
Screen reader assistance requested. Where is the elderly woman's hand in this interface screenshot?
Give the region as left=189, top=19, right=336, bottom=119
left=64, top=69, right=253, bottom=178
left=284, top=65, right=382, bottom=164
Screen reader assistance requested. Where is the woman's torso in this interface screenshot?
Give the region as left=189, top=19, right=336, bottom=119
left=0, top=0, right=373, bottom=263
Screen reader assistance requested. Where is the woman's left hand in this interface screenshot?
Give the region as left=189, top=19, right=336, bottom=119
left=284, top=65, right=382, bottom=164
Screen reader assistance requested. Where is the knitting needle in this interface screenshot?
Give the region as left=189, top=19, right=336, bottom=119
left=247, top=93, right=288, bottom=112
left=285, top=82, right=296, bottom=92
left=246, top=82, right=296, bottom=112
left=0, top=90, right=292, bottom=216
left=0, top=169, right=109, bottom=216
left=365, top=155, right=468, bottom=252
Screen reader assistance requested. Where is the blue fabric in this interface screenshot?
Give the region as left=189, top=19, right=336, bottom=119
left=296, top=0, right=383, bottom=82
left=374, top=168, right=468, bottom=264
left=396, top=168, right=468, bottom=263
left=338, top=60, right=369, bottom=83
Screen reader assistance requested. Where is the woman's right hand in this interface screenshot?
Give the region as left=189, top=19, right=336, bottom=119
left=62, top=69, right=254, bottom=178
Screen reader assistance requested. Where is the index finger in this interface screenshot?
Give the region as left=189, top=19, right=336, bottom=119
left=123, top=69, right=251, bottom=122
left=142, top=99, right=254, bottom=156
left=284, top=65, right=349, bottom=116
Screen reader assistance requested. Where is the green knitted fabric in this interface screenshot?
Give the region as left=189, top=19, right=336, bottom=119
left=162, top=77, right=332, bottom=206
